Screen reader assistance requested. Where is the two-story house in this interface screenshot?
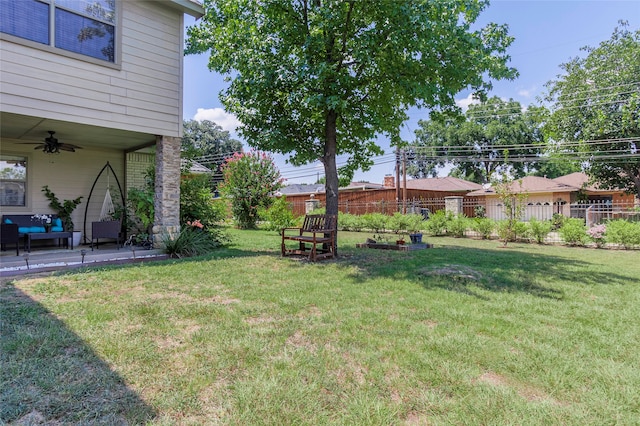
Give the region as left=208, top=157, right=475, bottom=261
left=1, top=0, right=204, bottom=245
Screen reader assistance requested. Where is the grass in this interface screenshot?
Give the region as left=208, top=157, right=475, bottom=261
left=2, top=228, right=639, bottom=425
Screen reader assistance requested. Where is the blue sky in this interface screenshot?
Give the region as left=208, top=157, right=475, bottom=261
left=182, top=0, right=640, bottom=185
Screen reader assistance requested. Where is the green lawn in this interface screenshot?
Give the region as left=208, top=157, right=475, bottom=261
left=2, top=229, right=639, bottom=425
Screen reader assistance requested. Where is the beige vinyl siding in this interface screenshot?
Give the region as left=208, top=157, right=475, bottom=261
left=0, top=1, right=184, bottom=137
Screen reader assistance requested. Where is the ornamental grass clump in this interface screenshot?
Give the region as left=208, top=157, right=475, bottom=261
left=162, top=221, right=227, bottom=258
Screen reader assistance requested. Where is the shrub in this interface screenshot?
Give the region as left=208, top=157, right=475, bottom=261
left=447, top=214, right=468, bottom=238
left=180, top=174, right=225, bottom=227
left=472, top=217, right=494, bottom=239
left=513, top=221, right=530, bottom=242
left=559, top=218, right=588, bottom=246
left=405, top=213, right=425, bottom=234
left=388, top=212, right=411, bottom=234
left=219, top=151, right=283, bottom=229
left=339, top=212, right=361, bottom=231
left=127, top=186, right=154, bottom=234
left=496, top=220, right=515, bottom=243
left=587, top=223, right=607, bottom=248
left=126, top=165, right=155, bottom=234
left=260, top=195, right=298, bottom=233
left=605, top=220, right=640, bottom=249
left=424, top=210, right=448, bottom=236
left=162, top=226, right=227, bottom=258
left=551, top=213, right=566, bottom=231
left=361, top=213, right=389, bottom=233
left=528, top=218, right=552, bottom=244
left=496, top=219, right=529, bottom=243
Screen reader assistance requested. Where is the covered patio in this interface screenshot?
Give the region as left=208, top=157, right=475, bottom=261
left=0, top=244, right=168, bottom=278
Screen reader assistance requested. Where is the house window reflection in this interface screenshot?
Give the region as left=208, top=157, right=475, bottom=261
left=0, top=0, right=116, bottom=63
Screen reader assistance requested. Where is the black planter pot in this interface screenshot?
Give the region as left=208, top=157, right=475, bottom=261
left=409, top=233, right=423, bottom=244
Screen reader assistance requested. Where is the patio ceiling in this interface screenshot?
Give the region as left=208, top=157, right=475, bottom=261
left=1, top=111, right=158, bottom=152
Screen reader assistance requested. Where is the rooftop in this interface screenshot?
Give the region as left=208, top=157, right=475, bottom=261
left=466, top=175, right=576, bottom=196
left=405, top=176, right=483, bottom=192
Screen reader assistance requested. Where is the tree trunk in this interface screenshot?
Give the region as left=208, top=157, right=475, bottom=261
left=323, top=109, right=339, bottom=255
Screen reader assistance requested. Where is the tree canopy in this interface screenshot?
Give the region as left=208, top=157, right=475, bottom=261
left=182, top=119, right=243, bottom=174
left=186, top=0, right=517, bottom=223
left=544, top=22, right=640, bottom=196
left=408, top=97, right=544, bottom=183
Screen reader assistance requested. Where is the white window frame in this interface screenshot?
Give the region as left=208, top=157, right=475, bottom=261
left=0, top=154, right=30, bottom=210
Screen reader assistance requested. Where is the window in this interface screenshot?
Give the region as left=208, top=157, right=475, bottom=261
left=0, top=155, right=27, bottom=207
left=0, top=0, right=116, bottom=63
left=0, top=0, right=49, bottom=44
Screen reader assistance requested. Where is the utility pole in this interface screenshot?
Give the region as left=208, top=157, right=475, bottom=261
left=395, top=146, right=401, bottom=211
left=402, top=149, right=407, bottom=214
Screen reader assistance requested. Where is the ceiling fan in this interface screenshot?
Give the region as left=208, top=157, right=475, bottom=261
left=22, top=131, right=83, bottom=154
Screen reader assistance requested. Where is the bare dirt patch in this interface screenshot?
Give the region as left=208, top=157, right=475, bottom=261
left=475, top=371, right=563, bottom=405
left=286, top=330, right=318, bottom=353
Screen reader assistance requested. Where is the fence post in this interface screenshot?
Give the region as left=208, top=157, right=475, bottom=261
left=445, top=196, right=464, bottom=216
left=305, top=194, right=321, bottom=214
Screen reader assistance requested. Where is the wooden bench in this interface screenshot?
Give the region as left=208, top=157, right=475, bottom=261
left=281, top=214, right=337, bottom=261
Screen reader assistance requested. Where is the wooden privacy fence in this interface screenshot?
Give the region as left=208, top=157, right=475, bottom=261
left=281, top=195, right=639, bottom=226
left=282, top=189, right=478, bottom=217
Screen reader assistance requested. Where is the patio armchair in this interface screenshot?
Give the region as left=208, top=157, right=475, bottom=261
left=91, top=220, right=122, bottom=250
left=1, top=223, right=20, bottom=256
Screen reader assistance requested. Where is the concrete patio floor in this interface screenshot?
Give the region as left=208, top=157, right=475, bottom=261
left=0, top=243, right=169, bottom=278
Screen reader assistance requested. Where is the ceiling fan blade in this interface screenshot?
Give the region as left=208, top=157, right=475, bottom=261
left=62, top=143, right=82, bottom=149
left=59, top=145, right=76, bottom=152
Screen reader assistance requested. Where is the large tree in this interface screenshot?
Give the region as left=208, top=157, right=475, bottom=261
left=185, top=0, right=517, bottom=235
left=408, top=97, right=543, bottom=183
left=544, top=22, right=640, bottom=196
left=182, top=119, right=243, bottom=183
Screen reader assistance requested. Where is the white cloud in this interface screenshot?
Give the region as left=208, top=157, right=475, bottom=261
left=517, top=86, right=537, bottom=99
left=193, top=108, right=241, bottom=133
left=455, top=93, right=480, bottom=111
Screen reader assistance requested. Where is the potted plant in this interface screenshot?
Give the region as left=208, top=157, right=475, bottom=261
left=41, top=186, right=83, bottom=246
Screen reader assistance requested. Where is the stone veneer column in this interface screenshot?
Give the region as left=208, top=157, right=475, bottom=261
left=153, top=135, right=181, bottom=247
left=444, top=196, right=464, bottom=216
